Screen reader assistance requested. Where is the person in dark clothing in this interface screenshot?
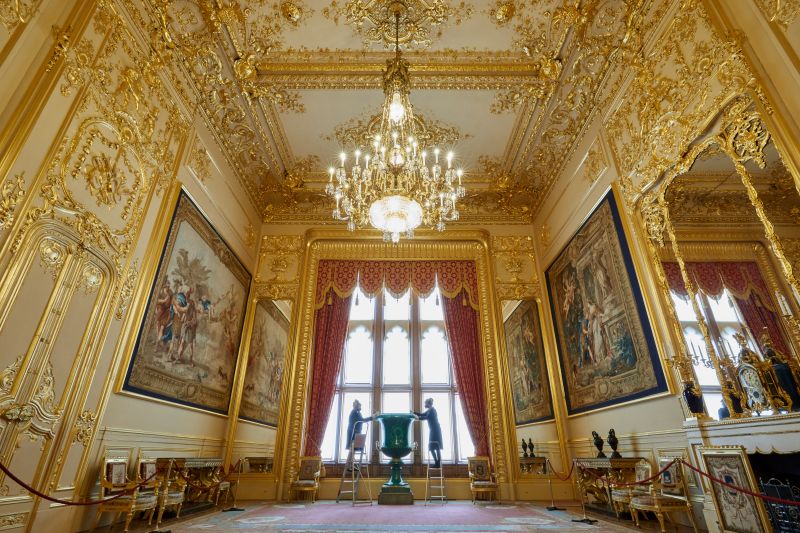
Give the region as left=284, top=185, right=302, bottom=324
left=415, top=397, right=443, bottom=468
left=345, top=399, right=373, bottom=451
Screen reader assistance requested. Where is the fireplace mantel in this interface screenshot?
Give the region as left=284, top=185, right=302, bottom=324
left=684, top=412, right=800, bottom=454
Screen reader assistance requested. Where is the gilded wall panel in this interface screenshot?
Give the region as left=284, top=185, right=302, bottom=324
left=0, top=0, right=191, bottom=522
left=491, top=234, right=539, bottom=300
left=277, top=233, right=515, bottom=497
left=606, top=0, right=765, bottom=206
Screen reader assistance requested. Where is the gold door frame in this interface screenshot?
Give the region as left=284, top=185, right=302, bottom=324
left=274, top=229, right=518, bottom=500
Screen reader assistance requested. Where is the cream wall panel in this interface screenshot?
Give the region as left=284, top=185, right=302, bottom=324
left=0, top=0, right=72, bottom=131
left=0, top=259, right=56, bottom=371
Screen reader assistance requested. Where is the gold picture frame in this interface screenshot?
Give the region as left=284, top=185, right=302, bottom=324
left=699, top=445, right=771, bottom=533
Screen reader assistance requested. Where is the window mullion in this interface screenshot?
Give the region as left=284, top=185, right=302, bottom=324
left=411, top=291, right=422, bottom=464
left=372, top=290, right=384, bottom=463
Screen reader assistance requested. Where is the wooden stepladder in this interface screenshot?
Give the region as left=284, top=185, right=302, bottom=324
left=425, top=450, right=446, bottom=505
left=336, top=433, right=372, bottom=505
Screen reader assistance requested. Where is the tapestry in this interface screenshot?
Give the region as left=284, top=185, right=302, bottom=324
left=545, top=191, right=666, bottom=415
left=124, top=190, right=250, bottom=414
left=503, top=300, right=553, bottom=425
left=239, top=300, right=289, bottom=426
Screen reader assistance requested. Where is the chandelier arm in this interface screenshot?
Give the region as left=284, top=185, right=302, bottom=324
left=323, top=1, right=464, bottom=242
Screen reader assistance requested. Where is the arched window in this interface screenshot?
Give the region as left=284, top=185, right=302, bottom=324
left=320, top=285, right=475, bottom=464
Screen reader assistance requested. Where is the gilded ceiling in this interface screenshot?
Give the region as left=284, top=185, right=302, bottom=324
left=126, top=0, right=670, bottom=224
left=667, top=144, right=800, bottom=227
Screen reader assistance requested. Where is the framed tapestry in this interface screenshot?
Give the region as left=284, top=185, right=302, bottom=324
left=699, top=446, right=771, bottom=533
left=239, top=300, right=289, bottom=426
left=123, top=190, right=251, bottom=414
left=545, top=190, right=667, bottom=415
left=503, top=300, right=553, bottom=425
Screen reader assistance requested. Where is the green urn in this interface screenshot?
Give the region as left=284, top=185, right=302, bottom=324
left=375, top=413, right=417, bottom=504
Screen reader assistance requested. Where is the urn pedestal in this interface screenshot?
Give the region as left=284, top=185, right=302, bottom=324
left=376, top=413, right=416, bottom=505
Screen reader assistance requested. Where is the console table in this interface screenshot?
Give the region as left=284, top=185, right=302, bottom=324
left=519, top=456, right=546, bottom=474
left=156, top=457, right=226, bottom=504
left=575, top=457, right=644, bottom=514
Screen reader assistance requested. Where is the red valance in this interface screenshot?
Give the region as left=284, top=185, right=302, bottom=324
left=662, top=261, right=776, bottom=312
left=314, top=260, right=479, bottom=310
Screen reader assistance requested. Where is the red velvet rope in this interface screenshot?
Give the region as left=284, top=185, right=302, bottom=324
left=678, top=459, right=800, bottom=507
left=545, top=458, right=575, bottom=481
left=0, top=460, right=157, bottom=507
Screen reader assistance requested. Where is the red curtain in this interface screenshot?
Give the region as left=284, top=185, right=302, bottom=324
left=303, top=288, right=353, bottom=456
left=442, top=288, right=490, bottom=457
left=662, top=260, right=790, bottom=354
left=662, top=261, right=775, bottom=309
left=735, top=293, right=792, bottom=355
left=314, top=259, right=479, bottom=310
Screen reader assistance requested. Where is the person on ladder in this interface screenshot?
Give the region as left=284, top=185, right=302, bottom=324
left=345, top=399, right=373, bottom=453
left=415, top=398, right=442, bottom=468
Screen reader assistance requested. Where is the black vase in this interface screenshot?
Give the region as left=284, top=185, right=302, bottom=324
left=607, top=429, right=621, bottom=459
left=528, top=438, right=535, bottom=458
left=682, top=382, right=705, bottom=415
left=521, top=438, right=528, bottom=458
left=592, top=432, right=605, bottom=458
left=772, top=361, right=800, bottom=411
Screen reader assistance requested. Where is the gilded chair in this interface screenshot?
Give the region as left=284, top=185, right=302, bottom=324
left=468, top=456, right=498, bottom=503
left=610, top=459, right=652, bottom=518
left=290, top=456, right=322, bottom=503
left=91, top=453, right=159, bottom=532
left=629, top=458, right=699, bottom=533
left=155, top=458, right=186, bottom=524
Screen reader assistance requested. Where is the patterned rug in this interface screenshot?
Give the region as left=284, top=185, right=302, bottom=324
left=146, top=501, right=639, bottom=532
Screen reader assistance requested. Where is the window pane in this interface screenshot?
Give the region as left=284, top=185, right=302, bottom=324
left=344, top=325, right=373, bottom=384
left=382, top=392, right=411, bottom=414
left=708, top=290, right=739, bottom=323
left=683, top=326, right=720, bottom=387
left=420, top=392, right=453, bottom=463
left=703, top=391, right=725, bottom=421
left=420, top=288, right=444, bottom=321
left=349, top=286, right=376, bottom=320
left=320, top=392, right=340, bottom=461
left=340, top=392, right=372, bottom=461
left=384, top=289, right=410, bottom=320
left=383, top=325, right=410, bottom=385
left=670, top=292, right=698, bottom=322
left=719, top=325, right=744, bottom=358
left=454, top=394, right=475, bottom=461
left=421, top=326, right=450, bottom=384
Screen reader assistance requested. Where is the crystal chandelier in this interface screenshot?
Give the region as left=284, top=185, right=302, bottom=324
left=325, top=1, right=465, bottom=243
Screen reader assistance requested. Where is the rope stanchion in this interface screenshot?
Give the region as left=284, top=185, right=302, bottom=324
left=0, top=460, right=157, bottom=507
left=543, top=458, right=568, bottom=511
left=571, top=460, right=598, bottom=525
left=679, top=459, right=800, bottom=507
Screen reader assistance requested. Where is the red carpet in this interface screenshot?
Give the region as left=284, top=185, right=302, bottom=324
left=148, top=501, right=638, bottom=532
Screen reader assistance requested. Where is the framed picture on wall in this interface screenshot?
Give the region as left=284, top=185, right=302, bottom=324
left=503, top=300, right=554, bottom=425
left=238, top=299, right=290, bottom=427
left=545, top=189, right=667, bottom=415
left=699, top=445, right=771, bottom=533
left=123, top=189, right=251, bottom=414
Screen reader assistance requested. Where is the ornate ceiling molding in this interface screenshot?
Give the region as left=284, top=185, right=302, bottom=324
left=322, top=0, right=474, bottom=49
left=325, top=111, right=464, bottom=150
left=116, top=0, right=692, bottom=226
